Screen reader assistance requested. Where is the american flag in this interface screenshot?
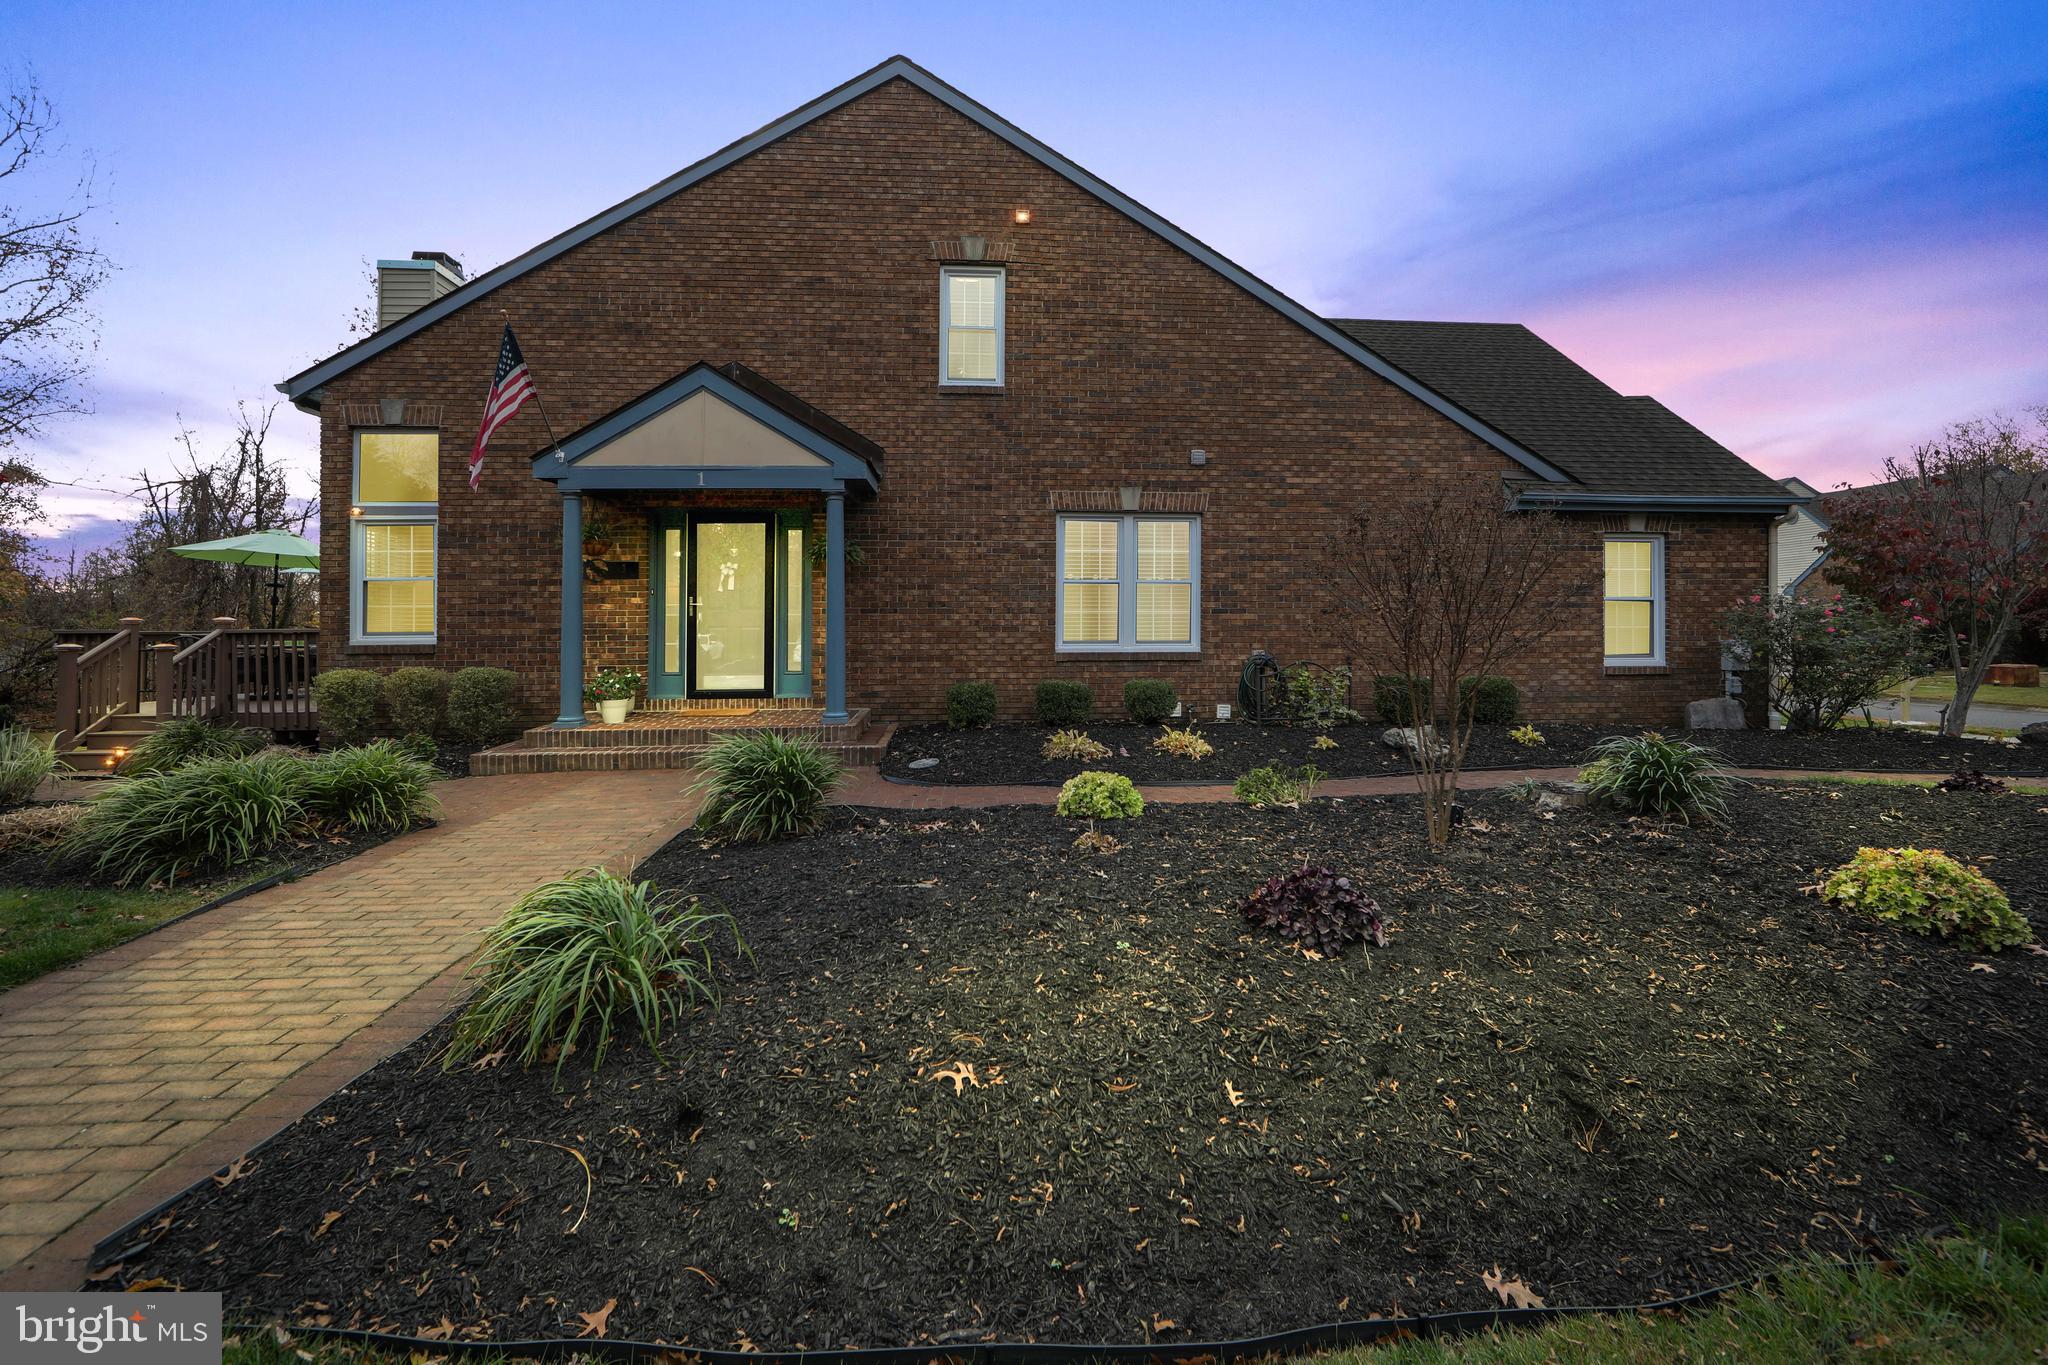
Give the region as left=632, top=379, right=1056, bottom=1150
left=468, top=324, right=536, bottom=490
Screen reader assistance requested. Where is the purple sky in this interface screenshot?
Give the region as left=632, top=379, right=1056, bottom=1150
left=7, top=1, right=2045, bottom=555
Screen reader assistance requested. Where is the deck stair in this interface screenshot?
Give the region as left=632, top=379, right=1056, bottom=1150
left=58, top=707, right=163, bottom=774
left=471, top=707, right=890, bottom=775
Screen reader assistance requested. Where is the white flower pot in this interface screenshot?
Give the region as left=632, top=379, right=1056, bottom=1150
left=597, top=698, right=632, bottom=725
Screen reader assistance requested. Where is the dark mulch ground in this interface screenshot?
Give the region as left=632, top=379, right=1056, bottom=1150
left=880, top=720, right=2048, bottom=784
left=122, top=783, right=2048, bottom=1351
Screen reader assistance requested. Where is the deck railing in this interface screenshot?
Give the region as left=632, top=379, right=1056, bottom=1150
left=53, top=616, right=318, bottom=749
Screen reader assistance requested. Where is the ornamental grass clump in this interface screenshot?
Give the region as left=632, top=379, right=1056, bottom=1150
left=1055, top=771, right=1142, bottom=819
left=297, top=742, right=441, bottom=832
left=1579, top=732, right=1736, bottom=823
left=1241, top=865, right=1388, bottom=957
left=60, top=755, right=303, bottom=886
left=1151, top=723, right=1213, bottom=761
left=1042, top=729, right=1110, bottom=761
left=1821, top=847, right=2029, bottom=952
left=446, top=868, right=743, bottom=1080
left=691, top=730, right=844, bottom=843
left=0, top=727, right=63, bottom=803
left=1234, top=763, right=1325, bottom=808
left=121, top=716, right=265, bottom=775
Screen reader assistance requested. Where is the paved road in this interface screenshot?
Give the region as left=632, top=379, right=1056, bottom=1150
left=1865, top=697, right=2048, bottom=732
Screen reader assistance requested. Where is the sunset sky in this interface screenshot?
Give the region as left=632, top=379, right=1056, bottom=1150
left=6, top=0, right=2045, bottom=554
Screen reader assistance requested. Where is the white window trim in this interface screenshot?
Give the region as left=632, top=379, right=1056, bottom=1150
left=1603, top=533, right=1665, bottom=667
left=938, top=265, right=1005, bottom=388
left=1056, top=513, right=1201, bottom=654
left=351, top=430, right=440, bottom=645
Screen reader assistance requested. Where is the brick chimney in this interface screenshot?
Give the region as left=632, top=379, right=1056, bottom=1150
left=375, top=251, right=465, bottom=328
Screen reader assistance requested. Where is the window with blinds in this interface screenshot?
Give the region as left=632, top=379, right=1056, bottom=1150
left=1057, top=514, right=1200, bottom=651
left=940, top=267, right=1004, bottom=386
left=1603, top=535, right=1663, bottom=664
left=353, top=430, right=440, bottom=643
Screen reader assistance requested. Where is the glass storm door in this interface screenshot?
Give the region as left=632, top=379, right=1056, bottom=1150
left=687, top=517, right=770, bottom=697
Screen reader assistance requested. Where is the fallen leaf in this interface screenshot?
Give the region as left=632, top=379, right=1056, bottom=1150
left=1482, top=1266, right=1545, bottom=1310
left=576, top=1298, right=616, bottom=1339
left=416, top=1317, right=455, bottom=1341
left=1970, top=963, right=1997, bottom=974
left=1224, top=1079, right=1244, bottom=1108
left=929, top=1061, right=980, bottom=1095
left=212, top=1156, right=254, bottom=1187
left=122, top=1277, right=170, bottom=1292
left=469, top=1048, right=508, bottom=1071
left=314, top=1211, right=342, bottom=1239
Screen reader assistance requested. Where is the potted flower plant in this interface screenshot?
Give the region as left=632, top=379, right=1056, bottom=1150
left=584, top=667, right=643, bottom=724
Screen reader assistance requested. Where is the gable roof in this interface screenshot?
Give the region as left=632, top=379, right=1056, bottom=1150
left=1329, top=319, right=1796, bottom=507
left=536, top=361, right=881, bottom=494
left=277, top=57, right=1572, bottom=483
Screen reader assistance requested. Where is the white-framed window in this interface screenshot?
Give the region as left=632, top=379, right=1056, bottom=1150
left=939, top=266, right=1004, bottom=386
left=1056, top=514, right=1200, bottom=652
left=351, top=430, right=439, bottom=644
left=1603, top=534, right=1664, bottom=665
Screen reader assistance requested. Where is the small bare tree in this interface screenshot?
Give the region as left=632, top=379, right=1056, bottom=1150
left=1326, top=474, right=1576, bottom=847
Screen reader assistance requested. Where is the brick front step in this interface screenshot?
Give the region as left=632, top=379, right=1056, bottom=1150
left=517, top=707, right=870, bottom=749
left=471, top=722, right=892, bottom=776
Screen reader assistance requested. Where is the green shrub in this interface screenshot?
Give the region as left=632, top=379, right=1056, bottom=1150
left=121, top=716, right=264, bottom=775
left=1233, top=763, right=1328, bottom=808
left=1124, top=678, right=1179, bottom=724
left=1283, top=666, right=1360, bottom=729
left=1372, top=674, right=1433, bottom=726
left=1055, top=770, right=1143, bottom=819
left=382, top=666, right=451, bottom=739
left=946, top=681, right=998, bottom=729
left=1043, top=728, right=1110, bottom=761
left=1722, top=592, right=1925, bottom=731
left=445, top=868, right=742, bottom=1080
left=447, top=667, right=521, bottom=749
left=298, top=742, right=440, bottom=832
left=60, top=755, right=303, bottom=886
left=1509, top=723, right=1546, bottom=747
left=1456, top=675, right=1521, bottom=726
left=312, top=669, right=382, bottom=746
left=1579, top=731, right=1736, bottom=823
left=0, top=728, right=63, bottom=804
left=1035, top=680, right=1094, bottom=727
left=692, top=731, right=845, bottom=842
left=1822, top=847, right=2030, bottom=952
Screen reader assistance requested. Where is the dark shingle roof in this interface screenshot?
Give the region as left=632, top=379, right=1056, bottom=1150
left=1328, top=319, right=1790, bottom=500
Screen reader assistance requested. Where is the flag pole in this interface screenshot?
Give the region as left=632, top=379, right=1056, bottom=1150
left=502, top=308, right=570, bottom=462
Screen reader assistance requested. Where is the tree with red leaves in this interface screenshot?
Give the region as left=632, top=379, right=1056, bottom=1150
left=1823, top=410, right=2048, bottom=737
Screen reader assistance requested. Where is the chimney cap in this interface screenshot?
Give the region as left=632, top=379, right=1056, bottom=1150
left=409, top=250, right=464, bottom=279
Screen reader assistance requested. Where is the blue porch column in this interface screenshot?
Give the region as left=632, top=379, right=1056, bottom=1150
left=555, top=490, right=586, bottom=727
left=823, top=489, right=849, bottom=724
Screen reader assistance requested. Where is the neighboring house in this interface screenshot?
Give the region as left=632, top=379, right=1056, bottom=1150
left=279, top=57, right=1798, bottom=753
left=1769, top=477, right=1830, bottom=595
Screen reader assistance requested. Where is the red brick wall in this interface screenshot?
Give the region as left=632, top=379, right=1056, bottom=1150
left=317, top=77, right=1768, bottom=728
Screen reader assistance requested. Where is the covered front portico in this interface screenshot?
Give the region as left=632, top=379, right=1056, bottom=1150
left=532, top=362, right=881, bottom=727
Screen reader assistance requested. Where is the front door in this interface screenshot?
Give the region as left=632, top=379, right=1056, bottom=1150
left=651, top=513, right=772, bottom=699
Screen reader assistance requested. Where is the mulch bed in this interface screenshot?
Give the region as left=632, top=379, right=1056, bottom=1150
left=0, top=819, right=413, bottom=892
left=880, top=720, right=2048, bottom=784
left=119, top=783, right=2048, bottom=1351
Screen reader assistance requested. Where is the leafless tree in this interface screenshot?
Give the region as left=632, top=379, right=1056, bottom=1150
left=1326, top=474, right=1576, bottom=847
left=0, top=75, right=109, bottom=463
left=124, top=402, right=317, bottom=627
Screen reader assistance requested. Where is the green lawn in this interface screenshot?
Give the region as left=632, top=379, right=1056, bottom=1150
left=0, top=880, right=252, bottom=990
left=214, top=1218, right=2047, bottom=1365
left=1905, top=674, right=2048, bottom=711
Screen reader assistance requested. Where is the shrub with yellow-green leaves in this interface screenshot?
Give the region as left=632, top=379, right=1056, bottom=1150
left=1821, top=847, right=2030, bottom=953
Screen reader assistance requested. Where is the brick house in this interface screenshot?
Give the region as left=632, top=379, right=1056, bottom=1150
left=280, top=57, right=1798, bottom=764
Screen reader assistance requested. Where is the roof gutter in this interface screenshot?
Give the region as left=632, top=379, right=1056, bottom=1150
left=1511, top=491, right=1803, bottom=513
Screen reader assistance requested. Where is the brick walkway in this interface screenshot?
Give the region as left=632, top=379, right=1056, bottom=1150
left=0, top=770, right=696, bottom=1288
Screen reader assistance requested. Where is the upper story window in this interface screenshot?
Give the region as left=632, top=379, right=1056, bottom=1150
left=352, top=430, right=439, bottom=644
left=1603, top=535, right=1664, bottom=666
left=940, top=266, right=1004, bottom=386
left=1056, top=514, right=1200, bottom=652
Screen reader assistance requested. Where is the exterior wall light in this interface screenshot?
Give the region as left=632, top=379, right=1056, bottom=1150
left=1013, top=207, right=1032, bottom=224
left=349, top=506, right=363, bottom=517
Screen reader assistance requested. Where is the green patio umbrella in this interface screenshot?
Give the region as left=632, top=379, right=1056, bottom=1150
left=171, top=530, right=318, bottom=626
